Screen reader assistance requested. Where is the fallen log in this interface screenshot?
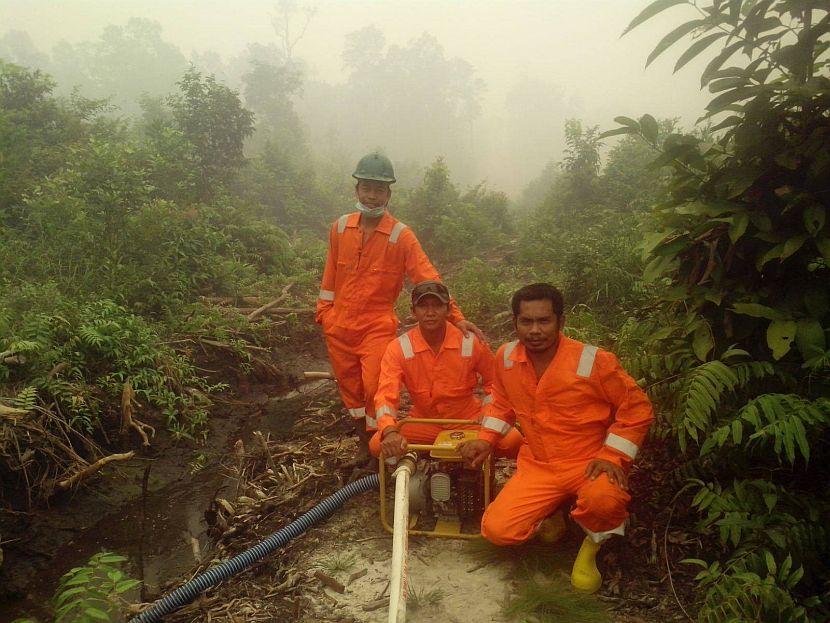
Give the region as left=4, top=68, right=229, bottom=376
left=121, top=381, right=155, bottom=446
left=56, top=451, right=135, bottom=490
left=233, top=306, right=316, bottom=316
left=200, top=295, right=263, bottom=306
left=362, top=598, right=388, bottom=612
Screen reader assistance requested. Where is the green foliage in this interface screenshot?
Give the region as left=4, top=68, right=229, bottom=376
left=701, top=394, right=830, bottom=463
left=670, top=351, right=775, bottom=451
left=407, top=585, right=446, bottom=611
left=449, top=258, right=518, bottom=323
left=616, top=2, right=830, bottom=619
left=608, top=0, right=830, bottom=369
left=9, top=551, right=142, bottom=622
left=317, top=552, right=357, bottom=575
left=501, top=568, right=609, bottom=623
left=0, top=56, right=329, bottom=506
left=685, top=478, right=829, bottom=622
left=0, top=61, right=107, bottom=217
left=53, top=551, right=140, bottom=622
left=516, top=115, right=672, bottom=317
left=0, top=296, right=223, bottom=437
left=562, top=119, right=602, bottom=206
left=687, top=553, right=817, bottom=623
left=397, top=159, right=509, bottom=263
left=167, top=68, right=255, bottom=198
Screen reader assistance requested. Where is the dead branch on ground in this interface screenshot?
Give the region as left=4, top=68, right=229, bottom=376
left=247, top=282, right=295, bottom=322
left=56, top=451, right=135, bottom=490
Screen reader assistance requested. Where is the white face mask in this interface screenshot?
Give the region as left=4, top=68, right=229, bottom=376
left=355, top=201, right=386, bottom=218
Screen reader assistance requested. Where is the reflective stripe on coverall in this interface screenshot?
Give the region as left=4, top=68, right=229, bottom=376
left=316, top=212, right=465, bottom=430
left=478, top=334, right=653, bottom=544
left=370, top=322, right=523, bottom=457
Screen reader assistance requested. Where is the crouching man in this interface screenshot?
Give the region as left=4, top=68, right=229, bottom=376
left=371, top=280, right=523, bottom=460
left=459, top=283, right=653, bottom=593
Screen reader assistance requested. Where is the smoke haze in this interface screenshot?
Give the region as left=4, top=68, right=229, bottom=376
left=1, top=0, right=716, bottom=194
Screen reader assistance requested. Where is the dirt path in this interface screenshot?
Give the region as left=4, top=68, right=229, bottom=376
left=300, top=499, right=513, bottom=623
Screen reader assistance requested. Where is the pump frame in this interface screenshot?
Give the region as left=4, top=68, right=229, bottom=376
left=378, top=418, right=493, bottom=539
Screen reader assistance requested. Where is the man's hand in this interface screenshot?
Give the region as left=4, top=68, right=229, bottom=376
left=584, top=459, right=628, bottom=490
left=458, top=439, right=493, bottom=469
left=380, top=430, right=408, bottom=459
left=455, top=319, right=486, bottom=343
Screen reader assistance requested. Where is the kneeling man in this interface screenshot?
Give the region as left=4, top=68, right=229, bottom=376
left=459, top=283, right=653, bottom=593
left=371, top=280, right=523, bottom=459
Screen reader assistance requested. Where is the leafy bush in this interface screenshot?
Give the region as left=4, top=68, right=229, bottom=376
left=11, top=551, right=140, bottom=623
left=606, top=1, right=830, bottom=619
left=1, top=295, right=223, bottom=437
left=396, top=159, right=509, bottom=264
left=449, top=258, right=518, bottom=324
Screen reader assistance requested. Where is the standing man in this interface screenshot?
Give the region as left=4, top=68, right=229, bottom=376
left=316, top=153, right=481, bottom=463
left=459, top=283, right=653, bottom=593
left=371, top=280, right=522, bottom=460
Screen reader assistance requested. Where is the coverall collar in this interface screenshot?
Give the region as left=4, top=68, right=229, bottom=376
left=349, top=210, right=397, bottom=235
left=510, top=332, right=571, bottom=366
left=411, top=321, right=462, bottom=354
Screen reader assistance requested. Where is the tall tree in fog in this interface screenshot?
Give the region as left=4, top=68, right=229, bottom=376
left=243, top=59, right=304, bottom=153
left=271, top=0, right=315, bottom=64
left=48, top=18, right=187, bottom=116
left=0, top=30, right=49, bottom=70
left=166, top=68, right=255, bottom=198
left=300, top=26, right=484, bottom=184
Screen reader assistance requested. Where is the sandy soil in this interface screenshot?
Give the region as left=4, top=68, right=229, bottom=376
left=298, top=497, right=515, bottom=623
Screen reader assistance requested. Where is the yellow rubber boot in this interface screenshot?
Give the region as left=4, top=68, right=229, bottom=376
left=536, top=510, right=567, bottom=544
left=570, top=537, right=602, bottom=593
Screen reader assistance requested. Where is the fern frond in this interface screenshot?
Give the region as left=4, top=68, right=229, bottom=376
left=4, top=340, right=43, bottom=355
left=701, top=395, right=830, bottom=464
left=11, top=386, right=39, bottom=410
left=673, top=357, right=776, bottom=451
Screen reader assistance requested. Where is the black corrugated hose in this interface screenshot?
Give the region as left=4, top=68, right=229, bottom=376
left=129, top=473, right=379, bottom=623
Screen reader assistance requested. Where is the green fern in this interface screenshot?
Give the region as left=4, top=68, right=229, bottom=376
left=687, top=552, right=819, bottom=623
left=701, top=395, right=830, bottom=464
left=673, top=353, right=775, bottom=451
left=10, top=386, right=39, bottom=411
left=690, top=478, right=828, bottom=557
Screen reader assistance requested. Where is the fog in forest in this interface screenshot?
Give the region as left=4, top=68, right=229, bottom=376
left=1, top=0, right=714, bottom=195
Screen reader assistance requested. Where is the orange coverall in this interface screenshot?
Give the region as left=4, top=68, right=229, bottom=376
left=478, top=334, right=653, bottom=544
left=316, top=211, right=464, bottom=430
left=370, top=322, right=523, bottom=456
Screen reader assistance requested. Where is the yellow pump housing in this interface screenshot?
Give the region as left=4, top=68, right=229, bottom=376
left=378, top=419, right=492, bottom=539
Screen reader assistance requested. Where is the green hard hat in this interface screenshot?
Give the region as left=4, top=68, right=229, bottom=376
left=352, top=152, right=396, bottom=184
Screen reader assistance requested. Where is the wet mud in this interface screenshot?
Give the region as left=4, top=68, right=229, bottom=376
left=0, top=374, right=336, bottom=622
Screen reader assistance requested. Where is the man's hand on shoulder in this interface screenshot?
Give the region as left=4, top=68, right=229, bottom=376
left=455, top=320, right=487, bottom=343
left=380, top=430, right=408, bottom=459
left=584, top=459, right=628, bottom=490
left=458, top=439, right=492, bottom=469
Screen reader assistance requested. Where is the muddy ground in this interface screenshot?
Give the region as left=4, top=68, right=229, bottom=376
left=150, top=412, right=698, bottom=623
left=1, top=330, right=700, bottom=623
left=0, top=340, right=330, bottom=621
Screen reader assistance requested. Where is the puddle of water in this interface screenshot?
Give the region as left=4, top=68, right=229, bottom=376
left=0, top=379, right=336, bottom=621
